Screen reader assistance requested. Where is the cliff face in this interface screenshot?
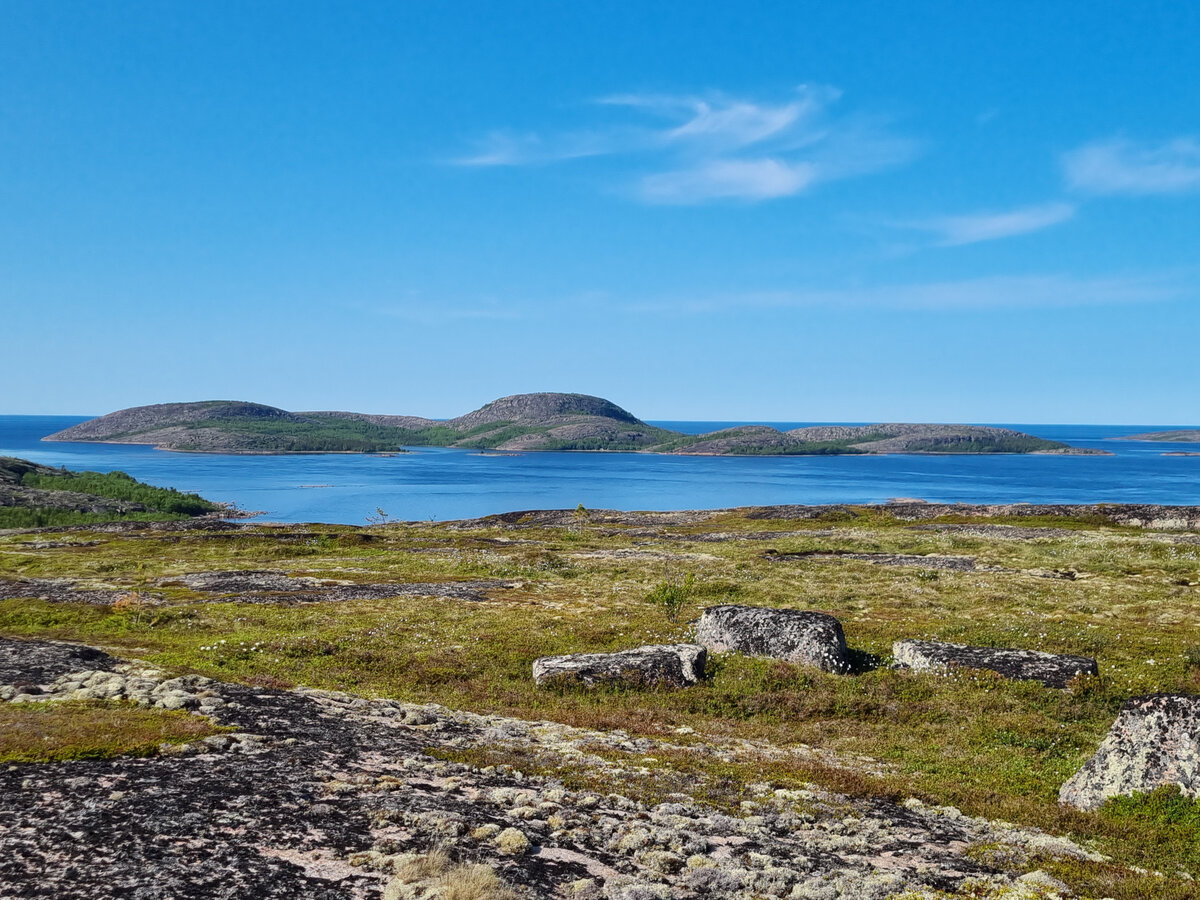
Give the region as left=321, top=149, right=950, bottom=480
left=44, top=394, right=1074, bottom=456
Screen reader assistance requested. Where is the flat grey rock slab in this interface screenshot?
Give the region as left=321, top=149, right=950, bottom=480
left=893, top=639, right=1098, bottom=688
left=154, top=570, right=512, bottom=603
left=532, top=644, right=706, bottom=689
left=0, top=637, right=116, bottom=687
left=1060, top=694, right=1200, bottom=810
left=767, top=550, right=977, bottom=572
left=695, top=605, right=853, bottom=674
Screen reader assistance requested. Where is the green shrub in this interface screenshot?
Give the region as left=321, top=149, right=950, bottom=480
left=645, top=573, right=695, bottom=623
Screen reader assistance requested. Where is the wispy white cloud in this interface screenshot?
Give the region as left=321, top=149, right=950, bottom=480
left=454, top=85, right=918, bottom=203
left=1063, top=138, right=1200, bottom=195
left=627, top=272, right=1183, bottom=314
left=640, top=158, right=818, bottom=203
left=454, top=130, right=621, bottom=167
left=902, top=201, right=1077, bottom=246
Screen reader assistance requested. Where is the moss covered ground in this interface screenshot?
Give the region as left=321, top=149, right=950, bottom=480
left=1, top=507, right=1198, bottom=895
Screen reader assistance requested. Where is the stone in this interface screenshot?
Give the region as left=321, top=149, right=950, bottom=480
left=532, top=644, right=706, bottom=689
left=694, top=605, right=852, bottom=674
left=1059, top=693, right=1200, bottom=810
left=892, top=639, right=1098, bottom=688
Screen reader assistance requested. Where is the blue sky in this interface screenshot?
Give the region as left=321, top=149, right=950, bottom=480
left=3, top=1, right=1198, bottom=423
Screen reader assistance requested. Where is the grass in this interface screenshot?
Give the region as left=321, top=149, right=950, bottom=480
left=0, top=506, right=1197, bottom=894
left=0, top=699, right=229, bottom=762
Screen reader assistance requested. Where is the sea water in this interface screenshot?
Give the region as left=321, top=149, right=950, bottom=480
left=1, top=416, right=1196, bottom=525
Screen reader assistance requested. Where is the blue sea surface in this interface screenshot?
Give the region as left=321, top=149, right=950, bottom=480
left=1, top=416, right=1197, bottom=525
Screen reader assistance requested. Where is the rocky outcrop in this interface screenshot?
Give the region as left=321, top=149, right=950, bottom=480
left=0, top=637, right=1105, bottom=899
left=155, top=570, right=514, bottom=604
left=1059, top=694, right=1200, bottom=810
left=893, top=640, right=1099, bottom=689
left=532, top=644, right=706, bottom=689
left=695, top=605, right=853, bottom=674
left=766, top=549, right=978, bottom=571
left=743, top=502, right=1200, bottom=532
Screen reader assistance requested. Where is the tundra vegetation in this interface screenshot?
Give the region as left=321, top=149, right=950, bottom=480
left=1, top=497, right=1199, bottom=896
left=0, top=455, right=221, bottom=528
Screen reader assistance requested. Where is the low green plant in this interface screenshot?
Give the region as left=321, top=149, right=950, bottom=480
left=645, top=572, right=695, bottom=623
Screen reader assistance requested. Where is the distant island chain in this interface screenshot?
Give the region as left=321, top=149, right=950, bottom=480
left=43, top=393, right=1127, bottom=457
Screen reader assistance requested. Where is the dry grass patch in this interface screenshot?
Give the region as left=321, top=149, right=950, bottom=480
left=385, top=850, right=517, bottom=900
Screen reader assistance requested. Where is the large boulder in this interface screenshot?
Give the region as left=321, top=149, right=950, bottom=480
left=532, top=644, right=706, bottom=689
left=893, top=639, right=1098, bottom=688
left=1059, top=694, right=1200, bottom=810
left=695, top=605, right=853, bottom=674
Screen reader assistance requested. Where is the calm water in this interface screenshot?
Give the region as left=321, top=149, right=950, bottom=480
left=2, top=416, right=1197, bottom=525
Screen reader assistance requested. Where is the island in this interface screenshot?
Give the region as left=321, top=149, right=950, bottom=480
left=1113, top=429, right=1200, bottom=443
left=43, top=393, right=1098, bottom=456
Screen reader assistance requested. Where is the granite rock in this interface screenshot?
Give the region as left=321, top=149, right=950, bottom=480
left=1059, top=693, right=1200, bottom=810
left=695, top=605, right=853, bottom=674
left=893, top=639, right=1098, bottom=689
left=533, top=644, right=706, bottom=689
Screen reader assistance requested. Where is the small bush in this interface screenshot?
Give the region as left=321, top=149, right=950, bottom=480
left=645, top=572, right=695, bottom=623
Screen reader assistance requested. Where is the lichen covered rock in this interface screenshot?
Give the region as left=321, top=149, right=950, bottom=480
left=1059, top=693, right=1200, bottom=810
left=893, top=639, right=1098, bottom=688
left=694, top=605, right=852, bottom=673
left=532, top=644, right=706, bottom=689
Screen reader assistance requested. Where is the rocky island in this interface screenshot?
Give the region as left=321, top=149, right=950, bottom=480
left=1114, top=429, right=1200, bottom=443
left=45, top=393, right=1092, bottom=456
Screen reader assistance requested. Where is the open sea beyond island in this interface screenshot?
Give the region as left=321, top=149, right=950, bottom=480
left=1, top=415, right=1197, bottom=525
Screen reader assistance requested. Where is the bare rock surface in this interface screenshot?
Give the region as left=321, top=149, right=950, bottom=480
left=743, top=502, right=1200, bottom=531
left=0, top=577, right=159, bottom=606
left=0, top=637, right=117, bottom=687
left=1059, top=693, right=1200, bottom=810
left=452, top=502, right=1200, bottom=534
left=906, top=524, right=1080, bottom=540
left=893, top=640, right=1099, bottom=689
left=1, top=571, right=517, bottom=607
left=695, top=605, right=853, bottom=674
left=532, top=644, right=706, bottom=689
left=0, top=637, right=1105, bottom=899
left=766, top=550, right=978, bottom=572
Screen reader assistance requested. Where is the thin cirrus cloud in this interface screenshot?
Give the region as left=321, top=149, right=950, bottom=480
left=453, top=85, right=919, bottom=204
left=626, top=271, right=1183, bottom=314
left=905, top=201, right=1078, bottom=246
left=1063, top=137, right=1200, bottom=195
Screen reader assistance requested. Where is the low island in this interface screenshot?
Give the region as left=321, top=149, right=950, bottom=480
left=1114, top=429, right=1200, bottom=443
left=44, top=393, right=1101, bottom=456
